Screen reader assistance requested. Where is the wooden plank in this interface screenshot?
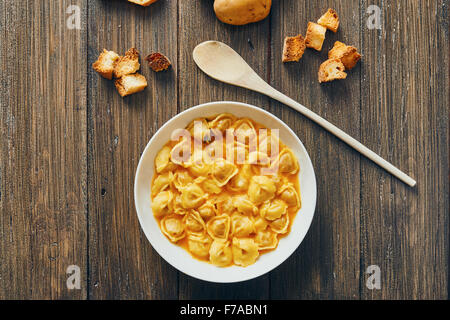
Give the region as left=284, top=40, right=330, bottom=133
left=270, top=1, right=361, bottom=299
left=360, top=0, right=449, bottom=299
left=87, top=0, right=179, bottom=299
left=0, top=1, right=88, bottom=299
left=177, top=1, right=272, bottom=299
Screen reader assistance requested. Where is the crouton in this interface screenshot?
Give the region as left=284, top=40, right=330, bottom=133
left=317, top=8, right=340, bottom=33
left=282, top=35, right=306, bottom=63
left=305, top=22, right=327, bottom=51
left=328, top=41, right=361, bottom=70
left=318, top=59, right=347, bottom=83
left=92, top=49, right=120, bottom=80
left=114, top=73, right=148, bottom=97
left=127, top=0, right=159, bottom=6
left=114, top=48, right=141, bottom=79
left=145, top=52, right=172, bottom=72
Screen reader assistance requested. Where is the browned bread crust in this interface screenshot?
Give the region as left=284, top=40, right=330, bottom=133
left=328, top=41, right=361, bottom=70
left=318, top=59, right=347, bottom=83
left=317, top=8, right=340, bottom=33
left=114, top=48, right=141, bottom=79
left=305, top=22, right=327, bottom=51
left=92, top=49, right=120, bottom=80
left=145, top=53, right=172, bottom=72
left=115, top=73, right=148, bottom=97
left=282, top=35, right=306, bottom=63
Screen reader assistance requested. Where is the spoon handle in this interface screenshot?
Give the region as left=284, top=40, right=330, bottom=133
left=258, top=84, right=416, bottom=187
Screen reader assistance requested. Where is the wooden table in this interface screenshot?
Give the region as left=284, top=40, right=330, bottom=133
left=0, top=0, right=448, bottom=300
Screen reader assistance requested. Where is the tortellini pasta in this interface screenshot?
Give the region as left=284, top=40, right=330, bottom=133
left=248, top=176, right=277, bottom=205
left=212, top=158, right=238, bottom=186
left=184, top=210, right=206, bottom=235
left=170, top=138, right=192, bottom=166
left=180, top=183, right=207, bottom=209
left=155, top=146, right=177, bottom=173
left=270, top=214, right=290, bottom=234
left=187, top=118, right=211, bottom=143
left=151, top=114, right=301, bottom=267
left=197, top=200, right=217, bottom=220
left=231, top=212, right=255, bottom=238
left=248, top=151, right=270, bottom=166
left=278, top=183, right=301, bottom=209
left=206, top=214, right=231, bottom=241
left=152, top=172, right=173, bottom=196
left=196, top=176, right=222, bottom=194
left=173, top=194, right=189, bottom=216
left=227, top=164, right=251, bottom=192
left=172, top=170, right=193, bottom=191
left=209, top=240, right=233, bottom=267
left=161, top=215, right=185, bottom=242
left=258, top=132, right=280, bottom=162
left=188, top=158, right=211, bottom=177
left=204, top=140, right=225, bottom=163
left=260, top=199, right=288, bottom=221
left=216, top=196, right=235, bottom=215
left=274, top=149, right=299, bottom=175
left=231, top=119, right=257, bottom=144
left=232, top=238, right=259, bottom=267
left=152, top=191, right=173, bottom=217
left=188, top=233, right=212, bottom=258
left=208, top=113, right=237, bottom=131
left=234, top=195, right=258, bottom=216
left=271, top=174, right=289, bottom=191
left=254, top=216, right=269, bottom=232
left=226, top=140, right=249, bottom=163
left=254, top=230, right=278, bottom=250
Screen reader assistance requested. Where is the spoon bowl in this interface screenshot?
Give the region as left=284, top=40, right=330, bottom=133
left=193, top=41, right=270, bottom=93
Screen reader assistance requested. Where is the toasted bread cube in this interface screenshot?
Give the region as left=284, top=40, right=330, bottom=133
left=92, top=49, right=120, bottom=80
left=318, top=59, right=347, bottom=83
left=127, top=0, right=158, bottom=6
left=115, top=73, right=148, bottom=97
left=328, top=41, right=361, bottom=70
left=305, top=22, right=327, bottom=51
left=282, top=35, right=306, bottom=62
left=145, top=52, right=172, bottom=72
left=114, top=48, right=141, bottom=79
left=317, top=8, right=340, bottom=33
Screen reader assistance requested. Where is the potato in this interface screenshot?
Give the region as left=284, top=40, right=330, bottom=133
left=214, top=0, right=272, bottom=26
left=127, top=0, right=158, bottom=6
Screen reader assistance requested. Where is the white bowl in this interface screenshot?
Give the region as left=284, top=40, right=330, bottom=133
left=134, top=101, right=317, bottom=283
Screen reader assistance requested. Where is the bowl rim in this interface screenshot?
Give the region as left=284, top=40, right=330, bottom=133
left=134, top=101, right=317, bottom=283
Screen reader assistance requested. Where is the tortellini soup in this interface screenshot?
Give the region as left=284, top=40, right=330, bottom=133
left=151, top=114, right=301, bottom=267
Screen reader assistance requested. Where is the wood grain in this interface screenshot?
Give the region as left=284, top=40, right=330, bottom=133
left=359, top=0, right=449, bottom=299
left=0, top=0, right=88, bottom=299
left=87, top=0, right=178, bottom=299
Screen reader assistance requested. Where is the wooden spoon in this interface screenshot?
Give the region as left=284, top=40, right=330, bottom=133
left=193, top=40, right=416, bottom=187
